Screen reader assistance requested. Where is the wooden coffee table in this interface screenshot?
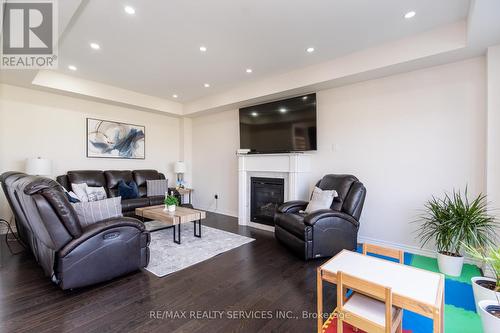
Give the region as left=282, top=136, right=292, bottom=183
left=135, top=205, right=206, bottom=244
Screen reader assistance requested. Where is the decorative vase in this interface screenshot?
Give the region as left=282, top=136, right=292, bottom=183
left=167, top=205, right=176, bottom=212
left=472, top=277, right=500, bottom=314
left=478, top=300, right=500, bottom=333
left=437, top=252, right=464, bottom=277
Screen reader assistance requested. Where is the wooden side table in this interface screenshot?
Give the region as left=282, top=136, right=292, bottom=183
left=177, top=188, right=193, bottom=205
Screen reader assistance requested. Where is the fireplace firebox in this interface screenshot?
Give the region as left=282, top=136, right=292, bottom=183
left=250, top=177, right=285, bottom=226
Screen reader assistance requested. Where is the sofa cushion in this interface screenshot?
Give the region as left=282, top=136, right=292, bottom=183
left=71, top=183, right=89, bottom=202
left=71, top=197, right=122, bottom=227
left=318, top=174, right=358, bottom=211
left=121, top=197, right=150, bottom=212
left=86, top=186, right=107, bottom=202
left=104, top=170, right=133, bottom=197
left=146, top=179, right=168, bottom=197
left=149, top=195, right=164, bottom=206
left=305, top=187, right=337, bottom=213
left=67, top=170, right=107, bottom=189
left=133, top=170, right=160, bottom=197
left=274, top=212, right=312, bottom=241
left=118, top=180, right=139, bottom=200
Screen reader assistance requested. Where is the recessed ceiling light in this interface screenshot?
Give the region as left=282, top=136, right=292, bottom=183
left=404, top=11, right=416, bottom=19
left=251, top=112, right=258, bottom=117
left=68, top=65, right=77, bottom=71
left=172, top=94, right=178, bottom=98
left=246, top=68, right=253, bottom=73
left=90, top=42, right=100, bottom=50
left=199, top=46, right=207, bottom=52
left=302, top=96, right=308, bottom=101
left=279, top=108, right=287, bottom=113
left=124, top=6, right=135, bottom=15
left=204, top=83, right=210, bottom=88
left=306, top=47, right=315, bottom=53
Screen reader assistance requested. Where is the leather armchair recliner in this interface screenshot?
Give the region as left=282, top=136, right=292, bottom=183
left=274, top=174, right=366, bottom=260
left=0, top=172, right=150, bottom=290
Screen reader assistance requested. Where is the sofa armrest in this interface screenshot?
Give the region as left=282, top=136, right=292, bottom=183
left=59, top=217, right=146, bottom=257
left=277, top=200, right=309, bottom=214
left=303, top=209, right=359, bottom=227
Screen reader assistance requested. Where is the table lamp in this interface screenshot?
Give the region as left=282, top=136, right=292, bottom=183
left=174, top=161, right=186, bottom=188
left=26, top=157, right=52, bottom=176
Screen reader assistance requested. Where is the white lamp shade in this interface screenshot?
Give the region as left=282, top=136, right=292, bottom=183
left=26, top=158, right=52, bottom=176
left=174, top=161, right=186, bottom=173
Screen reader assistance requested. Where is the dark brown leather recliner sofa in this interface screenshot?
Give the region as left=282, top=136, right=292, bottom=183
left=56, top=169, right=168, bottom=217
left=0, top=172, right=150, bottom=290
left=274, top=174, right=366, bottom=260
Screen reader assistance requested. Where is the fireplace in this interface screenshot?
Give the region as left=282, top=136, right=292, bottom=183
left=250, top=177, right=285, bottom=226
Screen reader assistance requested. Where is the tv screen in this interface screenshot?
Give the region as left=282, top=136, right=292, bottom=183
left=239, top=93, right=317, bottom=153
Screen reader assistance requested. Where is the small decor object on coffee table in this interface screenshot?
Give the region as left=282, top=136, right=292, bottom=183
left=136, top=205, right=206, bottom=244
left=164, top=194, right=179, bottom=212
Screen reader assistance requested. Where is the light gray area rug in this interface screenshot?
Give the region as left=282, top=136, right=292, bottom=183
left=144, top=223, right=255, bottom=277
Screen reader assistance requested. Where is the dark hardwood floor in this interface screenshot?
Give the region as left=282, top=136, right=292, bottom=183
left=0, top=212, right=336, bottom=333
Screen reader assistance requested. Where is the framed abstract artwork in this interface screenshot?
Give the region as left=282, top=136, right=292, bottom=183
left=86, top=118, right=145, bottom=159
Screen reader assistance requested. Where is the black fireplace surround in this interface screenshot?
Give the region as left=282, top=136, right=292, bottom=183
left=250, top=177, right=284, bottom=226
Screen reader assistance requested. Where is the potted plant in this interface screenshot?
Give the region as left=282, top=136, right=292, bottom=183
left=416, top=189, right=497, bottom=277
left=164, top=194, right=179, bottom=212
left=464, top=245, right=500, bottom=332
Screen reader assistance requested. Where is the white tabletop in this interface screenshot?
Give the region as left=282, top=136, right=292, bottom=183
left=321, top=250, right=442, bottom=307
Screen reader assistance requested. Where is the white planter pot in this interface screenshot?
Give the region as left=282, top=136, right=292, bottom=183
left=478, top=300, right=500, bottom=333
left=167, top=205, right=176, bottom=212
left=437, top=252, right=464, bottom=277
left=472, top=277, right=500, bottom=314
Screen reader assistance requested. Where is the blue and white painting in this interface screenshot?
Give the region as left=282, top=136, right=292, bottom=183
left=87, top=118, right=145, bottom=159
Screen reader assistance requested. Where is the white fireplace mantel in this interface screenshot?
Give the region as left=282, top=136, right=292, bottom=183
left=238, top=153, right=312, bottom=231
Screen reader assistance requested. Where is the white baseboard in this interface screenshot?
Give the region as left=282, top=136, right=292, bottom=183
left=247, top=221, right=274, bottom=232
left=194, top=205, right=238, bottom=218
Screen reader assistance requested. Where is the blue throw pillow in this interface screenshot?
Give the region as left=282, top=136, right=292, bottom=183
left=118, top=180, right=139, bottom=200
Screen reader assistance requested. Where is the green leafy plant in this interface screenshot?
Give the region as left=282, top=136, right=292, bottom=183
left=416, top=188, right=497, bottom=256
left=464, top=244, right=500, bottom=292
left=164, top=195, right=179, bottom=206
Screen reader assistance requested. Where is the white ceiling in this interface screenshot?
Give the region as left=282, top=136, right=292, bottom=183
left=55, top=0, right=471, bottom=102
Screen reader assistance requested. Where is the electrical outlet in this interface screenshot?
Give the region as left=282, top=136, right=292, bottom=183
left=214, top=194, right=219, bottom=200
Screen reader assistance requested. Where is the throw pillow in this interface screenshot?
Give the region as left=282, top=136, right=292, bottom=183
left=305, top=187, right=338, bottom=214
left=71, top=196, right=122, bottom=227
left=118, top=180, right=139, bottom=200
left=66, top=191, right=80, bottom=203
left=71, top=183, right=89, bottom=202
left=86, top=186, right=107, bottom=202
left=146, top=179, right=168, bottom=197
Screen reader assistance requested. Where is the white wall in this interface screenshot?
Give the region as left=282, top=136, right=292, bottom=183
left=190, top=57, right=487, bottom=250
left=192, top=109, right=239, bottom=216
left=0, top=84, right=180, bottom=220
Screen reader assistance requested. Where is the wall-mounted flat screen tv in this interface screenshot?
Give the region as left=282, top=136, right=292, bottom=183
left=239, top=93, right=317, bottom=153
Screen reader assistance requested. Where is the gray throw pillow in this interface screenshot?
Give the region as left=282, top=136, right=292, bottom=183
left=304, top=187, right=338, bottom=213
left=71, top=183, right=89, bottom=202
left=71, top=196, right=122, bottom=227
left=86, top=186, right=107, bottom=202
left=146, top=179, right=168, bottom=197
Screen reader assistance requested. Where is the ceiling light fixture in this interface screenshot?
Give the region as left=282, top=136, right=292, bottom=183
left=279, top=108, right=287, bottom=113
left=199, top=46, right=207, bottom=52
left=306, top=47, right=315, bottom=53
left=68, top=65, right=77, bottom=71
left=124, top=6, right=135, bottom=15
left=246, top=68, right=253, bottom=73
left=302, top=96, right=308, bottom=101
left=251, top=112, right=258, bottom=117
left=204, top=83, right=210, bottom=88
left=172, top=94, right=178, bottom=98
left=90, top=42, right=100, bottom=50
left=404, top=11, right=416, bottom=19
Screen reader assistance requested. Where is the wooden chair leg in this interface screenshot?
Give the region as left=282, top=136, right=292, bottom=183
left=337, top=317, right=343, bottom=333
